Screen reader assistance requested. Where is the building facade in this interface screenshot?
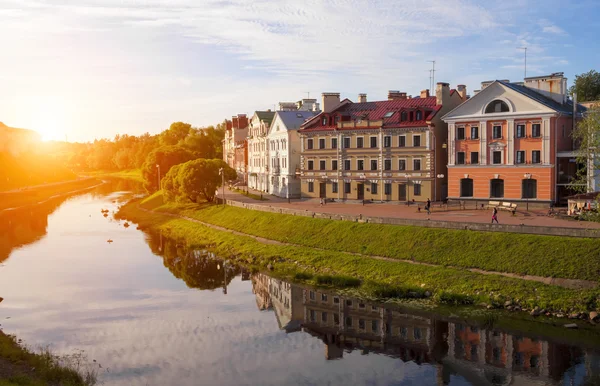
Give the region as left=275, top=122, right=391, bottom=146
left=298, top=85, right=464, bottom=202
left=247, top=111, right=275, bottom=192
left=267, top=109, right=319, bottom=198
left=222, top=114, right=249, bottom=184
left=442, top=73, right=585, bottom=205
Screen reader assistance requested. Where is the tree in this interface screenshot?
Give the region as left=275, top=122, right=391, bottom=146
left=160, top=122, right=192, bottom=146
left=176, top=159, right=236, bottom=203
left=141, top=145, right=197, bottom=192
left=569, top=70, right=600, bottom=103
left=572, top=105, right=600, bottom=192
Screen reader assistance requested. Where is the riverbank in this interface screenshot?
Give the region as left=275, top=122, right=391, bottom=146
left=82, top=169, right=143, bottom=183
left=0, top=331, right=97, bottom=385
left=0, top=178, right=102, bottom=211
left=118, top=193, right=600, bottom=319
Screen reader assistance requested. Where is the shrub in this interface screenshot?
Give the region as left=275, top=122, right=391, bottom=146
left=371, top=284, right=426, bottom=299
left=315, top=275, right=361, bottom=287
left=435, top=291, right=475, bottom=305
left=294, top=272, right=313, bottom=281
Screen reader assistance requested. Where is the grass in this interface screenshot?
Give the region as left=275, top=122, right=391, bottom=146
left=83, top=169, right=143, bottom=183
left=0, top=178, right=101, bottom=211
left=0, top=332, right=98, bottom=385
left=118, top=197, right=600, bottom=314
left=231, top=188, right=269, bottom=201
left=142, top=194, right=600, bottom=283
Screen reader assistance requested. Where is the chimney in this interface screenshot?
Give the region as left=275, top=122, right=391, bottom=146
left=456, top=85, right=467, bottom=99
left=524, top=72, right=568, bottom=104
left=436, top=82, right=450, bottom=105
left=358, top=93, right=367, bottom=103
left=322, top=92, right=340, bottom=113
left=473, top=89, right=481, bottom=95
left=388, top=91, right=408, bottom=100
left=420, top=89, right=430, bottom=98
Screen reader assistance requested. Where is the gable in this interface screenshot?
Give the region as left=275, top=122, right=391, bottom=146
left=442, top=82, right=557, bottom=121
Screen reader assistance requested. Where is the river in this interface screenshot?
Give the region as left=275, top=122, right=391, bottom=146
left=0, top=179, right=599, bottom=386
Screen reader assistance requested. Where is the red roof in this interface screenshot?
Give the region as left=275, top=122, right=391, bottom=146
left=300, top=97, right=441, bottom=132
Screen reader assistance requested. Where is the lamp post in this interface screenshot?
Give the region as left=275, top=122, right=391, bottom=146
left=219, top=167, right=225, bottom=206
left=156, top=164, right=163, bottom=203
left=437, top=174, right=445, bottom=205
left=524, top=173, right=531, bottom=211
left=405, top=173, right=410, bottom=206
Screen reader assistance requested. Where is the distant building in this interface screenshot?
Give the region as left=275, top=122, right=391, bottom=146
left=247, top=111, right=276, bottom=192
left=222, top=114, right=249, bottom=184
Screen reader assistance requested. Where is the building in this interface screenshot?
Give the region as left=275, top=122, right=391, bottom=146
left=251, top=273, right=303, bottom=332
left=267, top=109, right=319, bottom=198
left=442, top=72, right=586, bottom=205
left=247, top=111, right=276, bottom=192
left=222, top=114, right=249, bottom=184
left=298, top=85, right=464, bottom=203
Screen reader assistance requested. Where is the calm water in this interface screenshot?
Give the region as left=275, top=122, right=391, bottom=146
left=1, top=180, right=599, bottom=386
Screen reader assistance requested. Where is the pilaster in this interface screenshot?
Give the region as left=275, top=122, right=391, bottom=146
left=480, top=121, right=487, bottom=165
left=507, top=119, right=514, bottom=165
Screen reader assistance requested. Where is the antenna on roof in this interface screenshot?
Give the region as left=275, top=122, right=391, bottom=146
left=427, top=69, right=433, bottom=92
left=518, top=47, right=527, bottom=78
left=305, top=91, right=310, bottom=99
left=428, top=60, right=436, bottom=91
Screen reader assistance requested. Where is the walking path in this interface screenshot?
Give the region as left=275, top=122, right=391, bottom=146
left=220, top=187, right=600, bottom=230
left=140, top=205, right=597, bottom=290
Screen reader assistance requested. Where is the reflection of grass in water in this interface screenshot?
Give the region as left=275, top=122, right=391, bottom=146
left=0, top=332, right=100, bottom=385
left=0, top=178, right=100, bottom=211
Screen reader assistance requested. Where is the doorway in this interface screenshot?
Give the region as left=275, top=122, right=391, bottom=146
left=398, top=184, right=407, bottom=201
left=357, top=184, right=364, bottom=200
left=319, top=182, right=327, bottom=198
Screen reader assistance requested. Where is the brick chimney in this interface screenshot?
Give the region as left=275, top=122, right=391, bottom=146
left=456, top=85, right=467, bottom=99
left=322, top=92, right=341, bottom=113
left=436, top=82, right=450, bottom=105
left=388, top=91, right=408, bottom=100
left=358, top=93, right=367, bottom=103
left=420, top=89, right=430, bottom=98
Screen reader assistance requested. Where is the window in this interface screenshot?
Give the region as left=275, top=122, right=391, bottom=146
left=414, top=183, right=421, bottom=196
left=516, top=151, right=525, bottom=164
left=310, top=309, right=316, bottom=322
left=532, top=150, right=541, bottom=164
left=331, top=138, right=338, bottom=149
left=457, top=152, right=465, bottom=165
left=370, top=137, right=377, bottom=148
left=344, top=182, right=351, bottom=194
left=493, top=125, right=502, bottom=139
left=322, top=312, right=328, bottom=322
left=332, top=182, right=338, bottom=193
left=401, top=111, right=407, bottom=121
left=384, top=136, right=391, bottom=147
left=384, top=159, right=391, bottom=170
left=532, top=123, right=541, bottom=138
left=346, top=299, right=353, bottom=306
left=384, top=183, right=391, bottom=195
left=372, top=320, right=379, bottom=332
left=309, top=291, right=315, bottom=300
left=345, top=316, right=352, bottom=327
left=522, top=179, right=537, bottom=199
left=322, top=117, right=327, bottom=125
left=319, top=138, right=326, bottom=149
left=307, top=138, right=313, bottom=149
left=343, top=137, right=351, bottom=148
left=460, top=178, right=473, bottom=197
left=308, top=160, right=314, bottom=170
left=319, top=160, right=326, bottom=170
left=308, top=182, right=314, bottom=192
left=493, top=347, right=501, bottom=362
left=359, top=319, right=366, bottom=330
left=414, top=328, right=422, bottom=340
left=416, top=111, right=422, bottom=120
left=516, top=124, right=525, bottom=138
left=332, top=160, right=338, bottom=170
left=371, top=183, right=378, bottom=194
left=334, top=313, right=340, bottom=325
left=413, top=159, right=421, bottom=171
left=333, top=297, right=339, bottom=304
left=485, top=100, right=510, bottom=113
left=399, top=160, right=406, bottom=170
left=471, top=126, right=479, bottom=139
left=413, top=136, right=421, bottom=147
left=400, top=327, right=408, bottom=338
left=471, top=152, right=479, bottom=164
left=457, top=127, right=465, bottom=140
left=370, top=160, right=377, bottom=170
left=357, top=137, right=364, bottom=148
left=493, top=151, right=502, bottom=164
left=357, top=160, right=364, bottom=170
left=359, top=303, right=365, bottom=309
left=344, top=160, right=351, bottom=170
left=383, top=111, right=394, bottom=118
left=399, top=136, right=406, bottom=147
left=490, top=179, right=504, bottom=198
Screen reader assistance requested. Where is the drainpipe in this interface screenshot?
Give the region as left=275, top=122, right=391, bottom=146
left=380, top=127, right=383, bottom=202
left=555, top=112, right=561, bottom=205
left=337, top=129, right=341, bottom=201
left=432, top=127, right=437, bottom=202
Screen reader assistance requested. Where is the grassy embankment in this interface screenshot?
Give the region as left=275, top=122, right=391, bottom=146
left=118, top=192, right=600, bottom=315
left=231, top=188, right=268, bottom=201
left=0, top=332, right=97, bottom=386
left=83, top=169, right=143, bottom=183
left=0, top=178, right=101, bottom=211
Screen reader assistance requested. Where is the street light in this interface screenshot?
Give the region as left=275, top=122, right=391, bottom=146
left=437, top=174, right=445, bottom=203
left=156, top=164, right=163, bottom=203
left=219, top=167, right=225, bottom=207
left=405, top=173, right=410, bottom=206
left=524, top=173, right=532, bottom=211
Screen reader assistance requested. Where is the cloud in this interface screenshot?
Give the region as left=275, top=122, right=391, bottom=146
left=539, top=19, right=567, bottom=35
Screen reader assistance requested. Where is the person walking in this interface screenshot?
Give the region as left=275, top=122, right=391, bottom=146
left=491, top=207, right=499, bottom=224
left=426, top=198, right=431, bottom=215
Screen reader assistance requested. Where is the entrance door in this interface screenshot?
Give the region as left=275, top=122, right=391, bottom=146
left=357, top=184, right=364, bottom=200
left=319, top=182, right=327, bottom=198
left=398, top=184, right=407, bottom=201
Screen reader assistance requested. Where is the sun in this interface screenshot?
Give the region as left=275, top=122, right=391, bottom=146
left=30, top=100, right=68, bottom=142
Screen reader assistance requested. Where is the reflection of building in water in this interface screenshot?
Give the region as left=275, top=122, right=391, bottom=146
left=251, top=273, right=303, bottom=332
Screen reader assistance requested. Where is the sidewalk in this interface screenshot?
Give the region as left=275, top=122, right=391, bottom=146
left=220, top=187, right=600, bottom=230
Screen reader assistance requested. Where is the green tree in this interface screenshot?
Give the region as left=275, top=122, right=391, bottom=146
left=141, top=145, right=197, bottom=192
left=176, top=159, right=236, bottom=203
left=160, top=122, right=192, bottom=146
left=569, top=70, right=600, bottom=102
left=571, top=105, right=600, bottom=192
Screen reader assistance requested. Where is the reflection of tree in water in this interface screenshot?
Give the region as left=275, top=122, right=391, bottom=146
left=89, top=178, right=145, bottom=199
left=145, top=231, right=240, bottom=291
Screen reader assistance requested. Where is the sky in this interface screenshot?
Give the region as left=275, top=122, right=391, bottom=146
left=0, top=0, right=599, bottom=142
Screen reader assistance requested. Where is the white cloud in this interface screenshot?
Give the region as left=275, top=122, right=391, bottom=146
left=539, top=19, right=567, bottom=35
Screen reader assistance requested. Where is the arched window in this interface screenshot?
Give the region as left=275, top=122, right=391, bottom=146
left=401, top=111, right=407, bottom=122
left=416, top=110, right=422, bottom=120
left=460, top=178, right=473, bottom=197
left=522, top=179, right=537, bottom=199
left=485, top=100, right=510, bottom=114
left=490, top=179, right=504, bottom=198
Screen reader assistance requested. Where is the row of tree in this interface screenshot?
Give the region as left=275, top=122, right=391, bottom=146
left=162, top=159, right=236, bottom=203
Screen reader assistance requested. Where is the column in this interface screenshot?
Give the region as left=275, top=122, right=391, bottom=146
left=449, top=123, right=456, bottom=165
left=480, top=121, right=487, bottom=165
left=543, top=118, right=551, bottom=164
left=379, top=128, right=383, bottom=202
left=507, top=119, right=514, bottom=165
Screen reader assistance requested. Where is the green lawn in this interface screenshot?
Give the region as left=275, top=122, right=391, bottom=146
left=141, top=194, right=600, bottom=283
left=119, top=197, right=600, bottom=314
left=84, top=169, right=143, bottom=183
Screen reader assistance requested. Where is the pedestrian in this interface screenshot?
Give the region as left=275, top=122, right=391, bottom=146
left=319, top=197, right=324, bottom=206
left=491, top=207, right=499, bottom=224
left=426, top=198, right=431, bottom=215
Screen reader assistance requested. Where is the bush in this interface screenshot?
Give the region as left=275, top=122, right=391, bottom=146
left=315, top=275, right=361, bottom=287
left=294, top=272, right=314, bottom=281
left=435, top=291, right=475, bottom=305
left=371, top=284, right=426, bottom=299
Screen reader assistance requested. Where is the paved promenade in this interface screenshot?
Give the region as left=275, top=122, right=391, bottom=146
left=219, top=187, right=600, bottom=230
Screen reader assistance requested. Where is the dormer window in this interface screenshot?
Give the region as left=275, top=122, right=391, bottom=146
left=485, top=100, right=510, bottom=114
left=322, top=117, right=327, bottom=125
left=383, top=111, right=394, bottom=118
left=400, top=111, right=407, bottom=122
left=416, top=111, right=422, bottom=120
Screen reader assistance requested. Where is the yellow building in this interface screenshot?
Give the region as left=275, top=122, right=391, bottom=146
left=298, top=85, right=464, bottom=202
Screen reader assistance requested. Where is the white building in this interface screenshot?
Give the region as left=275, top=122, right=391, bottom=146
left=267, top=110, right=319, bottom=198
left=248, top=111, right=275, bottom=192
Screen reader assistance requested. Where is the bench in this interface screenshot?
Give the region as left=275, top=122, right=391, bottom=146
left=446, top=199, right=466, bottom=210
left=487, top=201, right=518, bottom=214
left=486, top=201, right=501, bottom=209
